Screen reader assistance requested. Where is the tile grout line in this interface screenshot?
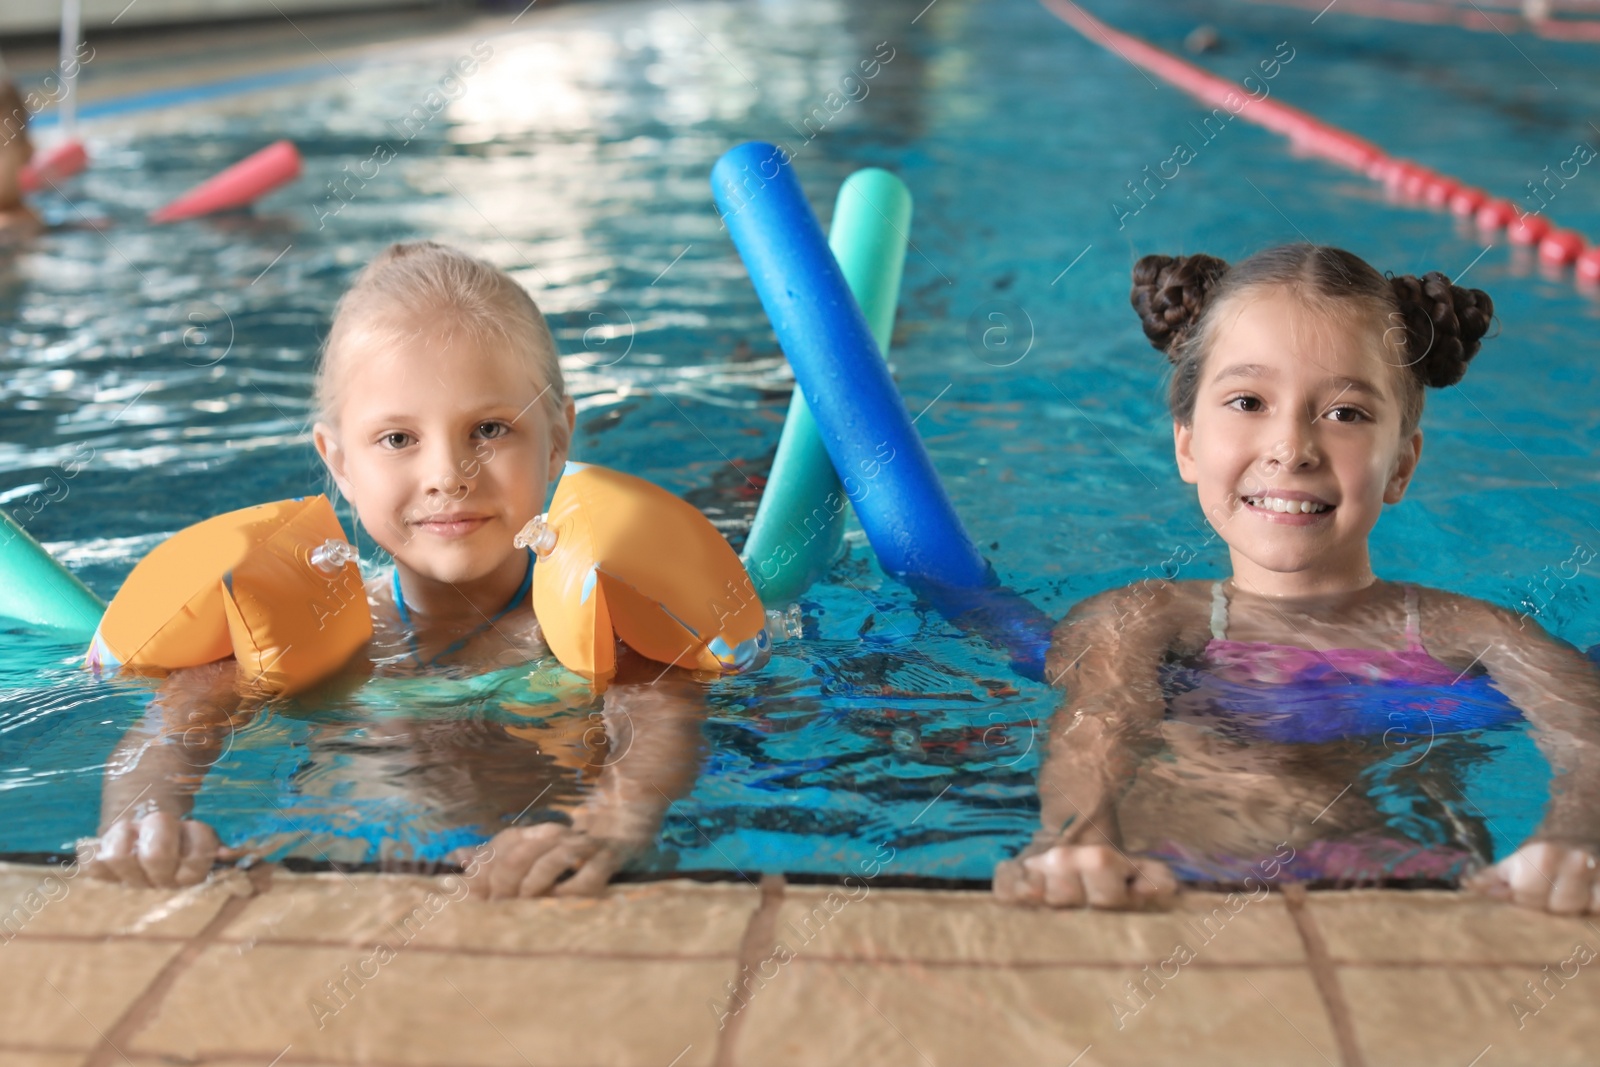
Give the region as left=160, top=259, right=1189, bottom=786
left=712, top=873, right=786, bottom=1067
left=83, top=864, right=272, bottom=1067
left=1283, top=886, right=1369, bottom=1067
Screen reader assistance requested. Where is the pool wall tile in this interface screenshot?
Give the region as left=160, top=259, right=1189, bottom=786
left=1304, top=888, right=1600, bottom=963
left=732, top=959, right=1335, bottom=1067
left=1343, top=966, right=1597, bottom=1067
left=225, top=871, right=757, bottom=957
left=768, top=886, right=1305, bottom=966
left=0, top=860, right=248, bottom=941
left=0, top=940, right=185, bottom=1051
left=129, top=942, right=727, bottom=1067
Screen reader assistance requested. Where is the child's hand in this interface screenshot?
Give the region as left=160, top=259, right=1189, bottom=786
left=83, top=812, right=223, bottom=888
left=993, top=843, right=1178, bottom=909
left=1465, top=840, right=1600, bottom=915
left=450, top=822, right=637, bottom=900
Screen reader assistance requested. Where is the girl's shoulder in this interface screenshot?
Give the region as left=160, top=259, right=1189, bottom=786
left=1060, top=578, right=1214, bottom=651
left=1409, top=582, right=1555, bottom=659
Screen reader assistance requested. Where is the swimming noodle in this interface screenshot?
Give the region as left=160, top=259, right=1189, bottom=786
left=149, top=140, right=302, bottom=223
left=712, top=146, right=1052, bottom=678
left=0, top=507, right=105, bottom=636
left=520, top=462, right=770, bottom=681
left=17, top=139, right=88, bottom=195
left=741, top=167, right=912, bottom=604
left=87, top=496, right=371, bottom=696
left=712, top=142, right=989, bottom=590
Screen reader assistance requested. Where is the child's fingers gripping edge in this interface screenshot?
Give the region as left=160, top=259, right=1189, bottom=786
left=1548, top=849, right=1596, bottom=916
left=1131, top=858, right=1179, bottom=907
left=135, top=812, right=188, bottom=888
left=1024, top=848, right=1087, bottom=908
left=173, top=821, right=221, bottom=886
left=87, top=820, right=145, bottom=885
left=992, top=858, right=1044, bottom=905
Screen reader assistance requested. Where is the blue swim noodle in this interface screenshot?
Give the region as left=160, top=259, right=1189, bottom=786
left=712, top=142, right=989, bottom=590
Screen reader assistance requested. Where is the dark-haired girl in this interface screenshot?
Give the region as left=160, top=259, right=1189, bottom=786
left=994, top=244, right=1600, bottom=914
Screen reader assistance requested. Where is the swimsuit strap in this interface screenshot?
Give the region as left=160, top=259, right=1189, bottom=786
left=392, top=549, right=535, bottom=667
left=1402, top=583, right=1423, bottom=652
left=1211, top=578, right=1424, bottom=651
left=1209, top=580, right=1229, bottom=641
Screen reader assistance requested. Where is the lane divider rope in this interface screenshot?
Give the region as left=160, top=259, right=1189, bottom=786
left=1038, top=0, right=1600, bottom=287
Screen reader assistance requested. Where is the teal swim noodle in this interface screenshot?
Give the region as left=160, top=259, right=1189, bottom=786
left=741, top=167, right=913, bottom=604
left=0, top=508, right=105, bottom=637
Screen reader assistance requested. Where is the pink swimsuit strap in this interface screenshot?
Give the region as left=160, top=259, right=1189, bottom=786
left=1203, top=581, right=1462, bottom=686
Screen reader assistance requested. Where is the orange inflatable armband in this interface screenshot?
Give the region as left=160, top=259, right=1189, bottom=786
left=519, top=463, right=770, bottom=680
left=86, top=496, right=371, bottom=695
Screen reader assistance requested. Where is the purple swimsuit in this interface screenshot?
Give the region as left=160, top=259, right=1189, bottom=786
left=1203, top=581, right=1464, bottom=687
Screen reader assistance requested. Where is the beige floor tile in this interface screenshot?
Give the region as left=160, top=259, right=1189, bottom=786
left=1308, top=889, right=1597, bottom=963
left=225, top=873, right=756, bottom=956
left=1345, top=965, right=1599, bottom=1067
left=0, top=1054, right=92, bottom=1066
left=132, top=942, right=730, bottom=1066
left=0, top=940, right=182, bottom=1050
left=734, top=959, right=1332, bottom=1067
left=771, top=887, right=1303, bottom=965
left=0, top=862, right=246, bottom=941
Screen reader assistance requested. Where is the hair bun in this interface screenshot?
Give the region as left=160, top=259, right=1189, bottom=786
left=1387, top=271, right=1494, bottom=388
left=1130, top=254, right=1230, bottom=360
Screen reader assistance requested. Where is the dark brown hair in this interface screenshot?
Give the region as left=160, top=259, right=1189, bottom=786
left=1129, top=243, right=1495, bottom=436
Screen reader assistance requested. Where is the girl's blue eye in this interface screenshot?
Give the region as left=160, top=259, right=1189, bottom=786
left=380, top=432, right=413, bottom=449
left=476, top=421, right=510, bottom=439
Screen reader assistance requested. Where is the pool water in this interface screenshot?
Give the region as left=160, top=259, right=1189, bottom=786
left=3, top=0, right=1598, bottom=883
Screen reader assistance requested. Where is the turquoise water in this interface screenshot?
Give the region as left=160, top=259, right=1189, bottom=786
left=2, top=0, right=1598, bottom=881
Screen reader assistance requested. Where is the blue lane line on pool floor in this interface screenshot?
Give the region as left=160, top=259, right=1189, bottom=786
left=29, top=62, right=345, bottom=128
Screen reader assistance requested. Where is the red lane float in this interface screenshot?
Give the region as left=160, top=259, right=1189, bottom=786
left=1449, top=187, right=1488, bottom=217
left=1578, top=247, right=1600, bottom=285
left=1038, top=0, right=1600, bottom=295
left=1474, top=199, right=1519, bottom=230
left=150, top=140, right=302, bottom=224
left=1508, top=213, right=1553, bottom=245
left=18, top=140, right=88, bottom=194
left=1539, top=230, right=1585, bottom=265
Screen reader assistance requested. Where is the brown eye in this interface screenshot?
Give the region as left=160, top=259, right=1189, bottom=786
left=1226, top=395, right=1263, bottom=412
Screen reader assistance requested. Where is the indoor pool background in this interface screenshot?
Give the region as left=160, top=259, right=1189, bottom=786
left=2, top=0, right=1598, bottom=882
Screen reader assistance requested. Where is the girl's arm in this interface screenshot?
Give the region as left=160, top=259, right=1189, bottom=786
left=994, top=581, right=1184, bottom=908
left=1431, top=592, right=1600, bottom=913
left=87, top=660, right=255, bottom=887
left=458, top=648, right=709, bottom=899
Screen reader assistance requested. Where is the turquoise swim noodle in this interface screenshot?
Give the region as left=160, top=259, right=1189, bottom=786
left=712, top=142, right=989, bottom=589
left=0, top=508, right=106, bottom=637
left=741, top=167, right=913, bottom=603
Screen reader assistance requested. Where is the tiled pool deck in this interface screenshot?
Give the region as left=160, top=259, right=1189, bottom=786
left=2, top=862, right=1594, bottom=1067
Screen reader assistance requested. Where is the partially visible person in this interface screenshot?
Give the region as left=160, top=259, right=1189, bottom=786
left=0, top=79, right=43, bottom=239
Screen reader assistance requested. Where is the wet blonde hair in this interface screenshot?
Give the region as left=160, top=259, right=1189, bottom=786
left=316, top=241, right=568, bottom=448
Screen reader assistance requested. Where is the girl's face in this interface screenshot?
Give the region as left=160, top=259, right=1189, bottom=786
left=1173, top=288, right=1422, bottom=597
left=314, top=319, right=573, bottom=593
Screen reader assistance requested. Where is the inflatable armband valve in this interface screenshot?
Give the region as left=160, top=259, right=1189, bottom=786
left=86, top=496, right=372, bottom=696
left=518, top=462, right=770, bottom=680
